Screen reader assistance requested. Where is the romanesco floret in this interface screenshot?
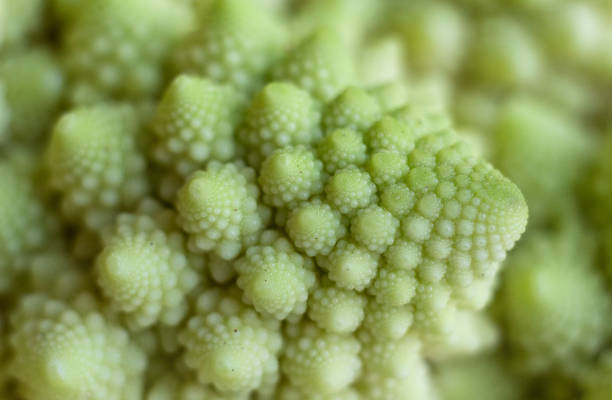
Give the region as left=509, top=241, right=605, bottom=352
left=0, top=49, right=64, bottom=144
left=259, top=146, right=324, bottom=208
left=0, top=2, right=555, bottom=398
left=45, top=104, right=149, bottom=230
left=281, top=321, right=361, bottom=395
left=96, top=213, right=200, bottom=329
left=172, top=0, right=285, bottom=94
left=317, top=128, right=368, bottom=174
left=271, top=29, right=356, bottom=102
left=308, top=279, right=367, bottom=334
left=151, top=74, right=241, bottom=199
left=238, top=82, right=322, bottom=167
left=0, top=162, right=61, bottom=293
left=9, top=294, right=146, bottom=400
left=322, top=86, right=383, bottom=132
left=286, top=199, right=346, bottom=257
left=175, top=161, right=265, bottom=259
left=499, top=231, right=611, bottom=374
left=356, top=331, right=437, bottom=400
left=178, top=287, right=282, bottom=396
left=236, top=231, right=316, bottom=320
left=61, top=0, right=193, bottom=103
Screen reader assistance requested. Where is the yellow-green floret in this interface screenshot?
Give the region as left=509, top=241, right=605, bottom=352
left=235, top=231, right=316, bottom=320
left=271, top=29, right=356, bottom=102
left=96, top=213, right=199, bottom=329
left=175, top=161, right=264, bottom=259
left=172, top=0, right=285, bottom=94
left=179, top=287, right=282, bottom=395
left=45, top=104, right=149, bottom=230
left=281, top=322, right=361, bottom=395
left=0, top=162, right=60, bottom=293
left=60, top=0, right=193, bottom=103
left=9, top=294, right=146, bottom=400
left=500, top=232, right=611, bottom=374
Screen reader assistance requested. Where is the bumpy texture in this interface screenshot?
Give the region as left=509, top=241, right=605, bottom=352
left=271, top=29, right=356, bottom=102
left=61, top=0, right=193, bottom=103
left=172, top=0, right=285, bottom=94
left=238, top=82, right=322, bottom=167
left=179, top=288, right=282, bottom=396
left=236, top=232, right=316, bottom=320
left=0, top=162, right=60, bottom=293
left=356, top=331, right=437, bottom=400
left=9, top=294, right=146, bottom=400
left=0, top=2, right=546, bottom=398
left=275, top=116, right=528, bottom=336
left=151, top=75, right=241, bottom=198
left=281, top=322, right=362, bottom=395
left=96, top=213, right=199, bottom=329
left=175, top=161, right=265, bottom=259
left=45, top=105, right=149, bottom=230
left=500, top=231, right=611, bottom=374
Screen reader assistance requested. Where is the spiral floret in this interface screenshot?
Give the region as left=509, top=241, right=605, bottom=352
left=501, top=232, right=611, bottom=374
left=9, top=294, right=146, bottom=400
left=179, top=288, right=282, bottom=396
left=236, top=234, right=316, bottom=319
left=176, top=161, right=263, bottom=259
left=271, top=29, right=356, bottom=102
left=259, top=146, right=324, bottom=208
left=356, top=331, right=437, bottom=400
left=61, top=0, right=193, bottom=103
left=308, top=282, right=366, bottom=334
left=286, top=199, right=346, bottom=256
left=321, top=240, right=379, bottom=291
left=322, top=86, right=382, bottom=132
left=46, top=104, right=149, bottom=230
left=96, top=213, right=199, bottom=329
left=317, top=128, right=368, bottom=173
left=238, top=82, right=321, bottom=166
left=172, top=0, right=285, bottom=93
left=281, top=322, right=361, bottom=395
left=151, top=75, right=241, bottom=192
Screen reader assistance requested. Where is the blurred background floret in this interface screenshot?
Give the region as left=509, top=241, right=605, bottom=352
left=2, top=0, right=612, bottom=399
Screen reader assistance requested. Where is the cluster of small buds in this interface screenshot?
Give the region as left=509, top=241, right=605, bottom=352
left=0, top=162, right=61, bottom=293
left=96, top=213, right=200, bottom=329
left=45, top=104, right=149, bottom=231
left=9, top=294, right=146, bottom=400
left=60, top=0, right=193, bottom=103
left=178, top=288, right=282, bottom=396
left=175, top=161, right=266, bottom=260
